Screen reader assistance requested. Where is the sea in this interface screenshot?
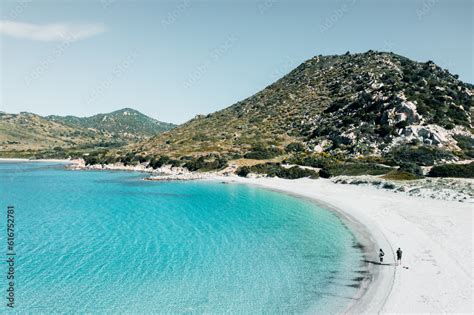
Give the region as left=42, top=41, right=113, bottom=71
left=0, top=161, right=365, bottom=313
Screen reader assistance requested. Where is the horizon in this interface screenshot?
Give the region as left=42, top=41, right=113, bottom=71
left=1, top=0, right=472, bottom=124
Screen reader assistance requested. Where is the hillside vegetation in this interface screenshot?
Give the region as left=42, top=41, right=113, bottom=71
left=0, top=108, right=175, bottom=158
left=48, top=108, right=175, bottom=138
left=135, top=51, right=472, bottom=160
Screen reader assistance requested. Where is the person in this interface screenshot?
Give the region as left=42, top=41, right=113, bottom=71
left=379, top=248, right=385, bottom=263
left=396, top=248, right=403, bottom=265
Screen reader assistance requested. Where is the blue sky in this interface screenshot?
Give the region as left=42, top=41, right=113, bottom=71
left=1, top=0, right=472, bottom=124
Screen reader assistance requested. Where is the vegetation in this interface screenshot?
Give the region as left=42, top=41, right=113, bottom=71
left=384, top=145, right=454, bottom=166
left=48, top=108, right=175, bottom=138
left=428, top=163, right=474, bottom=178
left=237, top=163, right=319, bottom=179
left=284, top=154, right=336, bottom=169
left=243, top=144, right=283, bottom=160
left=323, top=162, right=392, bottom=177
left=453, top=134, right=474, bottom=158
left=285, top=142, right=305, bottom=153
left=131, top=51, right=472, bottom=162
left=183, top=155, right=228, bottom=172
left=0, top=109, right=175, bottom=157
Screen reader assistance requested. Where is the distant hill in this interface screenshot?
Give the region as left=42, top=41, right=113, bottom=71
left=0, top=108, right=175, bottom=157
left=47, top=108, right=175, bottom=138
left=134, top=51, right=473, bottom=159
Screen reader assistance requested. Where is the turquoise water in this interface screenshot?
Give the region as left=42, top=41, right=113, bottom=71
left=0, top=162, right=364, bottom=313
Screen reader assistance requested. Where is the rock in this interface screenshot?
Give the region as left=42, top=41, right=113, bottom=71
left=417, top=127, right=431, bottom=138
left=395, top=101, right=421, bottom=124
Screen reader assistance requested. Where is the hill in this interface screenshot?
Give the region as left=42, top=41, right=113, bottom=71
left=0, top=108, right=175, bottom=158
left=47, top=108, right=175, bottom=139
left=133, top=51, right=472, bottom=160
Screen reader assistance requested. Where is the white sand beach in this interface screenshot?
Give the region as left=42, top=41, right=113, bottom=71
left=219, top=176, right=473, bottom=314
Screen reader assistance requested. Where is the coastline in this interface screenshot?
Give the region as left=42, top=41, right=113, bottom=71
left=3, top=159, right=472, bottom=313
left=213, top=176, right=473, bottom=313
left=0, top=158, right=76, bottom=163
left=213, top=176, right=395, bottom=314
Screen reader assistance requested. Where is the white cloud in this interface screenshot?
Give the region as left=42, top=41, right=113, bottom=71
left=0, top=20, right=106, bottom=42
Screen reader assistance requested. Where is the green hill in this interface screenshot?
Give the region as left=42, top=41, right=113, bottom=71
left=47, top=108, right=175, bottom=139
left=0, top=108, right=175, bottom=158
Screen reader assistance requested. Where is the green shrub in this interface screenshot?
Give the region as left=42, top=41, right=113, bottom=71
left=244, top=144, right=283, bottom=160
left=285, top=142, right=305, bottom=153
left=319, top=169, right=331, bottom=178
left=382, top=170, right=420, bottom=180
left=149, top=156, right=171, bottom=169
left=398, top=162, right=424, bottom=178
left=236, top=163, right=318, bottom=179
left=453, top=134, right=474, bottom=158
left=327, top=162, right=392, bottom=176
left=184, top=155, right=228, bottom=172
left=285, top=154, right=336, bottom=169
left=428, top=163, right=474, bottom=178
left=236, top=166, right=251, bottom=177
left=384, top=145, right=454, bottom=166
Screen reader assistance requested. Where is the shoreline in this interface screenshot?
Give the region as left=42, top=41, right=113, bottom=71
left=0, top=158, right=76, bottom=163
left=212, top=176, right=472, bottom=313
left=3, top=159, right=472, bottom=313
left=212, top=176, right=395, bottom=314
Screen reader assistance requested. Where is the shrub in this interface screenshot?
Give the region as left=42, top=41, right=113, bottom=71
left=327, top=162, right=392, bottom=177
left=84, top=155, right=99, bottom=166
left=236, top=163, right=318, bottom=179
left=285, top=154, right=336, bottom=169
left=384, top=145, right=454, bottom=166
left=428, top=163, right=474, bottom=178
left=183, top=156, right=228, bottom=172
left=149, top=156, right=171, bottom=169
left=398, top=162, right=424, bottom=178
left=382, top=170, right=420, bottom=180
left=244, top=144, right=283, bottom=160
left=453, top=134, right=474, bottom=158
left=319, top=168, right=331, bottom=178
left=285, top=142, right=305, bottom=153
left=236, top=166, right=251, bottom=177
left=169, top=159, right=182, bottom=167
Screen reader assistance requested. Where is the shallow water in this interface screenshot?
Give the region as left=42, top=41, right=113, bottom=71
left=0, top=162, right=364, bottom=313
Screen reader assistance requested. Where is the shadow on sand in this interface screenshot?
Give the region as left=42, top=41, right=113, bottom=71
left=362, top=259, right=394, bottom=266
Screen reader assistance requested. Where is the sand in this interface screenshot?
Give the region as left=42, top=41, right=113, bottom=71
left=2, top=158, right=472, bottom=313
left=217, top=176, right=473, bottom=314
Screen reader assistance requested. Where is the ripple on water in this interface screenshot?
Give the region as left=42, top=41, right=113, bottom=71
left=0, top=163, right=365, bottom=313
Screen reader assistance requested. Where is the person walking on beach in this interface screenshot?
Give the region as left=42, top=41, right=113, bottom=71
left=379, top=248, right=385, bottom=263
left=396, top=248, right=403, bottom=265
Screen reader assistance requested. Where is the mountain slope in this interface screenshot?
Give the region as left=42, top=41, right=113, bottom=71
left=0, top=111, right=106, bottom=152
left=135, top=51, right=473, bottom=158
left=47, top=108, right=175, bottom=139
left=0, top=108, right=175, bottom=156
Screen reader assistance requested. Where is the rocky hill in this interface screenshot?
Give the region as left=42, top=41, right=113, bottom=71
left=0, top=108, right=175, bottom=158
left=135, top=51, right=472, bottom=160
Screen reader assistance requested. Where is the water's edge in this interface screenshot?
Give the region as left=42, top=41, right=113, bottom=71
left=212, top=178, right=395, bottom=314
left=1, top=159, right=393, bottom=313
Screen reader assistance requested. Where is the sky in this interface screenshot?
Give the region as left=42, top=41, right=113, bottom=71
left=0, top=0, right=472, bottom=124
